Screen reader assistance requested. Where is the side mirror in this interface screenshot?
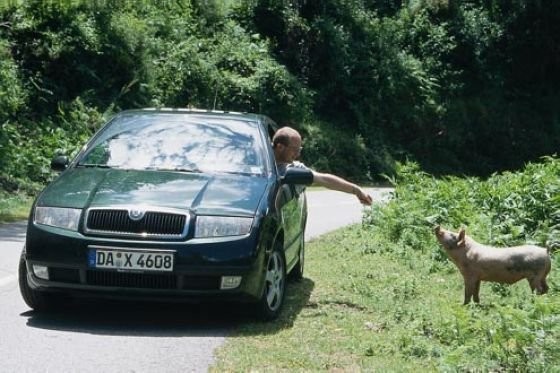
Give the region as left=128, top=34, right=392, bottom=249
left=281, top=167, right=313, bottom=185
left=51, top=155, right=69, bottom=172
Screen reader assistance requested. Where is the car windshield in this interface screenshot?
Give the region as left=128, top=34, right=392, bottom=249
left=78, top=112, right=266, bottom=175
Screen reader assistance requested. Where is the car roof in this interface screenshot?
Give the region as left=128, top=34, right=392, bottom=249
left=115, top=108, right=272, bottom=123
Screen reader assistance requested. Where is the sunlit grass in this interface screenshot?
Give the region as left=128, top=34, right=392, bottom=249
left=212, top=157, right=560, bottom=371
left=212, top=223, right=560, bottom=371
left=0, top=191, right=32, bottom=223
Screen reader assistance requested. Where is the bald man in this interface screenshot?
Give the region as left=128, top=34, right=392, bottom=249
left=272, top=126, right=373, bottom=205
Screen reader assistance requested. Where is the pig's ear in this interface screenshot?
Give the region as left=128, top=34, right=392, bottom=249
left=457, top=228, right=466, bottom=247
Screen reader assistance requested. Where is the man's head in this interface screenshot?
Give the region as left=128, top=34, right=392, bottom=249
left=273, top=126, right=302, bottom=163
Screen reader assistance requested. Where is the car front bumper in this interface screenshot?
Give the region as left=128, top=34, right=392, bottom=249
left=23, top=222, right=268, bottom=302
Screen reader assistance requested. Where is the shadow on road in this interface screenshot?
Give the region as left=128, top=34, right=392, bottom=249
left=20, top=278, right=314, bottom=337
left=0, top=220, right=27, bottom=243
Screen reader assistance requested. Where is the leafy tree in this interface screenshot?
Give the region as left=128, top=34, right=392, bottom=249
left=1, top=0, right=560, bottom=191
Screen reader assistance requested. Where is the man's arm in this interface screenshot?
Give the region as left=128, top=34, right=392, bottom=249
left=311, top=171, right=373, bottom=205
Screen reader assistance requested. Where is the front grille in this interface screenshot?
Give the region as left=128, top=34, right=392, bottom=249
left=85, top=271, right=220, bottom=291
left=87, top=270, right=178, bottom=289
left=49, top=268, right=80, bottom=283
left=85, top=208, right=188, bottom=238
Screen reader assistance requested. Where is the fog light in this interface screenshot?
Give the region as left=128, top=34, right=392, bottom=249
left=220, top=276, right=241, bottom=290
left=32, top=265, right=49, bottom=280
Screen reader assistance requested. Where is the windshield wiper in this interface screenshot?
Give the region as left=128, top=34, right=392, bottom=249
left=213, top=170, right=262, bottom=176
left=77, top=163, right=115, bottom=169
left=174, top=167, right=202, bottom=173
left=145, top=167, right=202, bottom=173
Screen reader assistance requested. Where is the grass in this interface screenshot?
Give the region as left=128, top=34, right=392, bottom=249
left=0, top=190, right=32, bottom=223
left=212, top=157, right=560, bottom=372
left=212, top=224, right=560, bottom=371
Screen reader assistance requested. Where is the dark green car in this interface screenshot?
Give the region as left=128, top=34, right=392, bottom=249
left=19, top=109, right=312, bottom=320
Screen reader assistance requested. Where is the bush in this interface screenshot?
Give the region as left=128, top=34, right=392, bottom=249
left=1, top=0, right=560, bottom=190
left=365, top=156, right=560, bottom=253
left=300, top=119, right=395, bottom=182
left=0, top=99, right=104, bottom=191
left=362, top=156, right=560, bottom=371
left=0, top=39, right=26, bottom=120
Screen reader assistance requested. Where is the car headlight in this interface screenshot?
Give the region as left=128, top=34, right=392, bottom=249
left=34, top=206, right=82, bottom=231
left=195, top=216, right=253, bottom=238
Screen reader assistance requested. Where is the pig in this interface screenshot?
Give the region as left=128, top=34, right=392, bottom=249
left=434, top=226, right=551, bottom=304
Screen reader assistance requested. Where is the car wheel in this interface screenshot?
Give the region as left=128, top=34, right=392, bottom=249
left=18, top=251, right=55, bottom=311
left=289, top=239, right=304, bottom=281
left=255, top=247, right=286, bottom=321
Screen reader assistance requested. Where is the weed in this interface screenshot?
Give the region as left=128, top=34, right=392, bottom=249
left=213, top=157, right=559, bottom=371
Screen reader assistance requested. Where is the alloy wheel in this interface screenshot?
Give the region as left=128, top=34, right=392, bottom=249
left=265, top=251, right=285, bottom=312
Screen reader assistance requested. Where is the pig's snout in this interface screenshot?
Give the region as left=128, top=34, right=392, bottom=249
left=434, top=225, right=441, bottom=235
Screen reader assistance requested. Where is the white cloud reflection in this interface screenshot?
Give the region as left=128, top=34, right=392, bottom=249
left=82, top=115, right=265, bottom=174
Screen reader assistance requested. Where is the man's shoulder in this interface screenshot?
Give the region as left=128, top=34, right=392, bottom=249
left=276, top=161, right=311, bottom=176
left=291, top=161, right=309, bottom=169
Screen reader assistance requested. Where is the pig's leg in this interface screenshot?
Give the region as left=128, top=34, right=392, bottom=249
left=528, top=276, right=543, bottom=294
left=534, top=276, right=549, bottom=295
left=463, top=278, right=477, bottom=304
left=473, top=280, right=481, bottom=303
left=539, top=266, right=550, bottom=294
left=541, top=279, right=549, bottom=294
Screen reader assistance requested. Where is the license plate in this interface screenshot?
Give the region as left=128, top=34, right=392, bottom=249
left=88, top=248, right=174, bottom=272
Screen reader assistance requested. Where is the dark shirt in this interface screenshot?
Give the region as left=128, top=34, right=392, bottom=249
left=276, top=161, right=308, bottom=176
left=276, top=161, right=309, bottom=195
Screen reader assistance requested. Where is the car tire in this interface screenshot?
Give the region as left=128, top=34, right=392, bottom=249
left=289, top=239, right=304, bottom=281
left=18, top=251, right=56, bottom=311
left=255, top=247, right=286, bottom=321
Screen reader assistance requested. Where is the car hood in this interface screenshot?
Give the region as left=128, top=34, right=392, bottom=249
left=37, top=168, right=269, bottom=216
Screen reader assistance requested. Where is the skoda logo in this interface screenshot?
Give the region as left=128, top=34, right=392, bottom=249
left=128, top=209, right=146, bottom=221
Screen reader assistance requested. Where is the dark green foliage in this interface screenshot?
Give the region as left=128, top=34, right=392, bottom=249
left=300, top=119, right=395, bottom=181
left=362, top=156, right=560, bottom=371
left=0, top=38, right=25, bottom=120
left=0, top=0, right=559, bottom=193
left=365, top=156, right=560, bottom=257
left=0, top=0, right=310, bottom=191
left=0, top=99, right=104, bottom=192
left=3, top=1, right=148, bottom=113
left=236, top=0, right=560, bottom=177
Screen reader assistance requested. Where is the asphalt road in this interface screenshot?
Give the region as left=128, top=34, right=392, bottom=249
left=0, top=187, right=391, bottom=372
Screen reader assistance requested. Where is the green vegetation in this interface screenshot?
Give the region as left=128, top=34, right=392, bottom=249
left=0, top=190, right=31, bottom=222
left=213, top=157, right=560, bottom=371
left=1, top=0, right=559, bottom=199
left=369, top=156, right=560, bottom=252
left=0, top=2, right=558, bottom=368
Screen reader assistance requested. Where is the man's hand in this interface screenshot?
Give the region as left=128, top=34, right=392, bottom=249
left=355, top=187, right=373, bottom=206
left=312, top=171, right=373, bottom=205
